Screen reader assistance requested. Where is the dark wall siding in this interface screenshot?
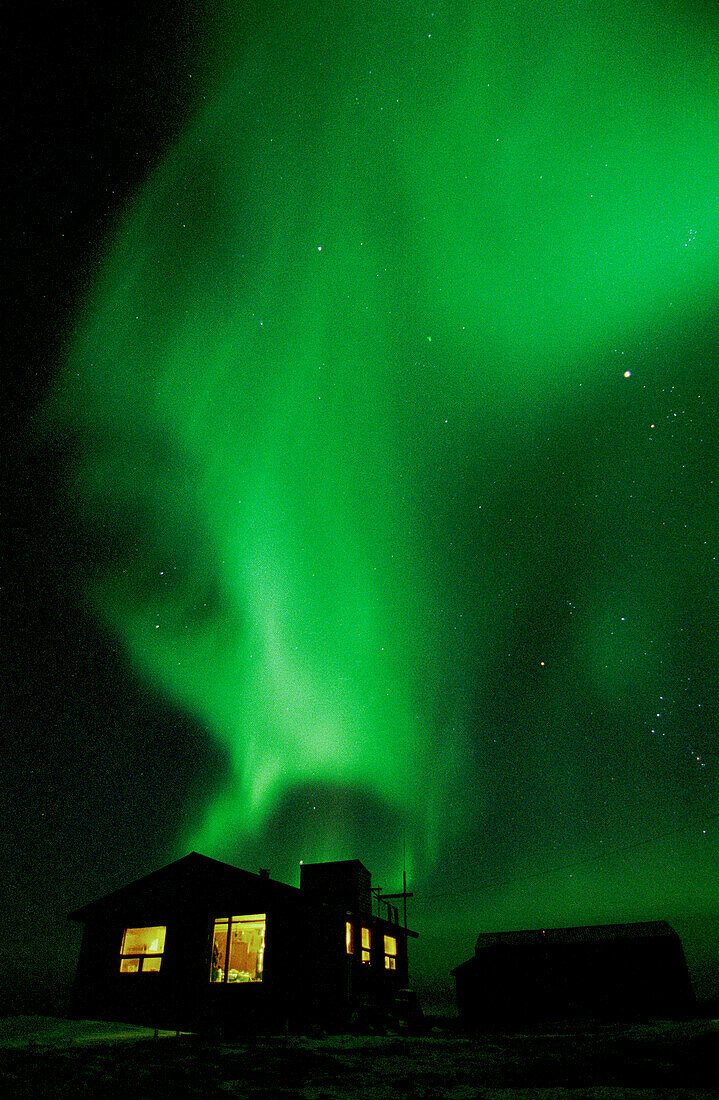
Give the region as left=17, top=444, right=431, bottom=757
left=454, top=930, right=695, bottom=1028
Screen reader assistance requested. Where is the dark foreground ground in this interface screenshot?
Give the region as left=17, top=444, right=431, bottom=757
left=3, top=1017, right=719, bottom=1098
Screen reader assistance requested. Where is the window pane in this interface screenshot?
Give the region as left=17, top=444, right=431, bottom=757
left=210, top=919, right=228, bottom=983
left=227, top=916, right=265, bottom=983
left=121, top=926, right=166, bottom=956
left=361, top=927, right=370, bottom=950
left=210, top=915, right=265, bottom=983
left=120, top=958, right=139, bottom=973
left=142, top=957, right=162, bottom=972
left=384, top=935, right=397, bottom=956
left=346, top=921, right=354, bottom=954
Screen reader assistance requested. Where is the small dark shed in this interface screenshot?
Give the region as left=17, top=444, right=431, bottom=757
left=452, top=920, right=694, bottom=1027
left=69, top=853, right=416, bottom=1034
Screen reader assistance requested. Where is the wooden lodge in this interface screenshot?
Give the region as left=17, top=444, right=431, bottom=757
left=69, top=853, right=417, bottom=1035
left=452, top=920, right=695, bottom=1028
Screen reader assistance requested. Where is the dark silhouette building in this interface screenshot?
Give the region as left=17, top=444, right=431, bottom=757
left=69, top=853, right=416, bottom=1034
left=452, top=920, right=694, bottom=1028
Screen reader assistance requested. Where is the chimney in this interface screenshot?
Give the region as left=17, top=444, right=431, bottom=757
left=259, top=868, right=270, bottom=880
left=299, top=860, right=372, bottom=913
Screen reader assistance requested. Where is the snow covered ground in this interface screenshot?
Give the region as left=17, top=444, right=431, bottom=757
left=0, top=1015, right=182, bottom=1048
left=2, top=1017, right=719, bottom=1097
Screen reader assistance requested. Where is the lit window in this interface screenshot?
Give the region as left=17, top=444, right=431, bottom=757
left=346, top=921, right=354, bottom=955
left=119, top=926, right=166, bottom=973
left=361, top=926, right=371, bottom=965
left=210, top=915, right=265, bottom=983
left=384, top=934, right=398, bottom=970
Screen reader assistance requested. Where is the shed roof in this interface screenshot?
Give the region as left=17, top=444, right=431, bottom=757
left=451, top=920, right=679, bottom=975
left=473, top=920, right=677, bottom=949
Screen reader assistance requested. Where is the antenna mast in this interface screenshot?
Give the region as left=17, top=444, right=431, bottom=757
left=375, top=834, right=413, bottom=930
left=402, top=834, right=407, bottom=929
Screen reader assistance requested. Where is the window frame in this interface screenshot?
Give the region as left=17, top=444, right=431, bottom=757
left=119, top=926, right=166, bottom=974
left=210, top=913, right=266, bottom=984
left=360, top=925, right=371, bottom=965
left=383, top=933, right=398, bottom=970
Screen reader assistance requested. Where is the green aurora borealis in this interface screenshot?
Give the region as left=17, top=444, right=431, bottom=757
left=40, top=0, right=718, bottom=994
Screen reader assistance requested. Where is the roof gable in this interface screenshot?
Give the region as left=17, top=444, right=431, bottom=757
left=68, top=852, right=298, bottom=921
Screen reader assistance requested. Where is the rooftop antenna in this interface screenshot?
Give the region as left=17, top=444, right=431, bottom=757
left=375, top=832, right=412, bottom=930
left=402, top=833, right=407, bottom=929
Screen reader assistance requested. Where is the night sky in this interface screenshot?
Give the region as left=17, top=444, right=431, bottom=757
left=4, top=0, right=718, bottom=1015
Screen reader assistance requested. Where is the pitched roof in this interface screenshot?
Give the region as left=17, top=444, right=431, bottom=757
left=472, top=920, right=677, bottom=949
left=68, top=852, right=298, bottom=920
left=451, top=920, right=679, bottom=973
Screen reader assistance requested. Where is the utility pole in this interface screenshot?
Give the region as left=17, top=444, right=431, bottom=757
left=403, top=835, right=407, bottom=929
left=376, top=836, right=413, bottom=929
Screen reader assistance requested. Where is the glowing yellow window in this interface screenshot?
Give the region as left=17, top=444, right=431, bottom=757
left=346, top=921, right=354, bottom=955
left=210, top=915, right=265, bottom=983
left=384, top=934, right=398, bottom=970
left=361, top=926, right=371, bottom=965
left=119, top=926, right=166, bottom=973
